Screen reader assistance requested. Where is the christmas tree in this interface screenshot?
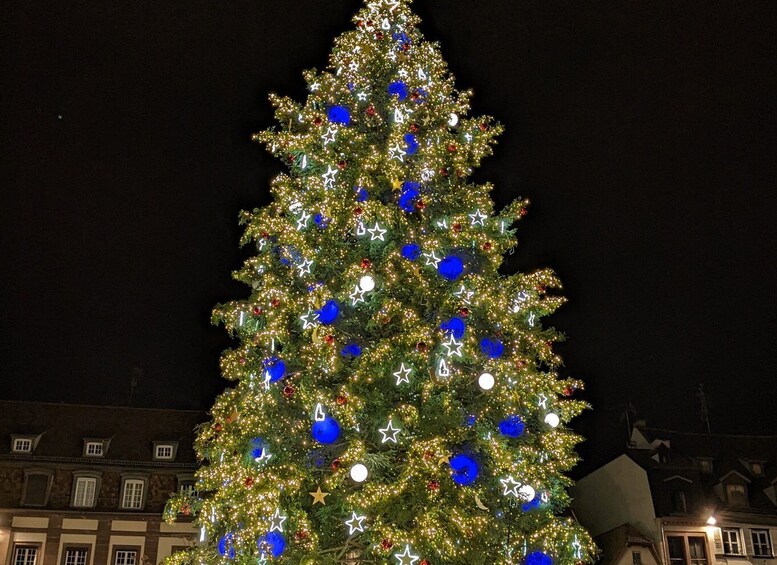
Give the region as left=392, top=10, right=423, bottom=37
left=165, top=0, right=594, bottom=563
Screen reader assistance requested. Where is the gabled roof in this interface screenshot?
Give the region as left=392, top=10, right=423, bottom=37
left=595, top=524, right=660, bottom=565
left=0, top=400, right=206, bottom=464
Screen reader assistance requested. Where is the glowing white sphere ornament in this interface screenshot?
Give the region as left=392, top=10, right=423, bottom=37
left=478, top=372, right=495, bottom=390
left=544, top=412, right=561, bottom=428
left=448, top=113, right=459, bottom=127
left=350, top=463, right=368, bottom=483
left=358, top=275, right=375, bottom=292
left=518, top=484, right=536, bottom=502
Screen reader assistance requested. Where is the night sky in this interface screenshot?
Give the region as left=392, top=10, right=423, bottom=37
left=2, top=0, right=776, bottom=468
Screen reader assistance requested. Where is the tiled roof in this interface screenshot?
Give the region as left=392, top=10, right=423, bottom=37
left=0, top=400, right=206, bottom=464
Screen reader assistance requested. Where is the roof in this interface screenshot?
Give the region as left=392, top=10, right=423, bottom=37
left=595, top=524, right=660, bottom=565
left=0, top=400, right=206, bottom=465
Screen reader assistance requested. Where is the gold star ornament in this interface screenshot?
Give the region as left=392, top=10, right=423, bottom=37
left=309, top=486, right=329, bottom=505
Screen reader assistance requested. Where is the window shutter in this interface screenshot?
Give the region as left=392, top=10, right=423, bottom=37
left=768, top=530, right=775, bottom=557
left=712, top=529, right=724, bottom=553
left=745, top=530, right=756, bottom=556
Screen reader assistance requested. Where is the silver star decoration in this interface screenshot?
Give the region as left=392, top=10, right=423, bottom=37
left=345, top=512, right=366, bottom=535
left=367, top=1, right=381, bottom=14
left=269, top=509, right=287, bottom=533
left=527, top=312, right=536, bottom=327
left=537, top=393, right=548, bottom=409
left=378, top=419, right=401, bottom=443
left=465, top=133, right=473, bottom=142
left=296, top=258, right=313, bottom=276
left=321, top=126, right=337, bottom=146
left=387, top=49, right=397, bottom=61
left=394, top=545, right=420, bottom=565
left=357, top=91, right=368, bottom=101
left=300, top=310, right=319, bottom=329
left=386, top=0, right=400, bottom=12
left=349, top=284, right=367, bottom=306
left=323, top=165, right=338, bottom=190
left=367, top=222, right=387, bottom=241
left=393, top=363, right=412, bottom=385
left=572, top=536, right=583, bottom=559
left=469, top=209, right=487, bottom=226
left=442, top=335, right=463, bottom=357
left=388, top=143, right=406, bottom=162
left=423, top=251, right=441, bottom=268
left=309, top=82, right=320, bottom=92
left=398, top=68, right=408, bottom=78
left=454, top=284, right=474, bottom=304
left=253, top=445, right=273, bottom=464
left=296, top=211, right=311, bottom=230
left=349, top=61, right=359, bottom=73
left=501, top=476, right=522, bottom=498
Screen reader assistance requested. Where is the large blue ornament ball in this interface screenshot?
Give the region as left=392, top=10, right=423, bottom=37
left=317, top=300, right=340, bottom=325
left=341, top=343, right=362, bottom=358
left=526, top=552, right=553, bottom=565
left=312, top=416, right=341, bottom=444
left=480, top=337, right=504, bottom=358
left=388, top=80, right=409, bottom=100
left=438, top=256, right=464, bottom=280
left=398, top=182, right=420, bottom=212
left=449, top=453, right=479, bottom=486
left=499, top=415, right=525, bottom=438
left=264, top=358, right=286, bottom=382
left=327, top=105, right=351, bottom=125
left=257, top=532, right=286, bottom=558
left=404, top=133, right=419, bottom=155
left=218, top=533, right=236, bottom=559
left=440, top=316, right=466, bottom=339
left=247, top=437, right=266, bottom=459
left=354, top=186, right=369, bottom=202
left=402, top=243, right=421, bottom=261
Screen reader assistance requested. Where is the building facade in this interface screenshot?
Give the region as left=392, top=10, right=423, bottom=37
left=572, top=424, right=777, bottom=565
left=0, top=401, right=206, bottom=565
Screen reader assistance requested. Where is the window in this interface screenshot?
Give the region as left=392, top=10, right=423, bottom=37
left=12, top=438, right=33, bottom=453
left=13, top=546, right=38, bottom=565
left=84, top=441, right=104, bottom=457
left=114, top=550, right=137, bottom=565
left=699, top=459, right=713, bottom=473
left=671, top=490, right=688, bottom=513
left=64, top=548, right=88, bottom=565
left=632, top=551, right=642, bottom=565
left=722, top=529, right=742, bottom=555
left=121, top=479, right=144, bottom=509
left=726, top=484, right=748, bottom=506
left=179, top=480, right=197, bottom=497
left=667, top=535, right=708, bottom=565
left=21, top=471, right=51, bottom=506
left=155, top=444, right=174, bottom=460
left=750, top=462, right=763, bottom=476
left=751, top=530, right=773, bottom=557
left=72, top=476, right=97, bottom=507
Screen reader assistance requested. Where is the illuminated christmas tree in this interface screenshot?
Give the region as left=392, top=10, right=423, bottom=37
left=165, top=0, right=595, bottom=563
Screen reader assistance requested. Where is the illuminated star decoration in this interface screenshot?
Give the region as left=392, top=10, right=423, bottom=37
left=537, top=393, right=548, bottom=409
left=253, top=445, right=273, bottom=464
left=321, top=126, right=337, bottom=146
left=309, top=486, right=329, bottom=506
left=469, top=208, right=487, bottom=226
left=296, top=211, right=311, bottom=230
left=423, top=251, right=441, bottom=268
left=442, top=335, right=464, bottom=357
left=357, top=91, right=368, bottom=101
left=268, top=509, right=287, bottom=533
left=378, top=419, right=401, bottom=444
left=389, top=142, right=406, bottom=161
left=345, top=512, right=367, bottom=535
left=296, top=258, right=313, bottom=276
left=323, top=165, right=338, bottom=190
left=367, top=222, right=387, bottom=241
left=500, top=476, right=522, bottom=498
left=300, top=310, right=319, bottom=329
left=349, top=284, right=368, bottom=306
left=394, top=545, right=420, bottom=565
left=393, top=363, right=412, bottom=385
left=454, top=284, right=474, bottom=304
left=572, top=535, right=583, bottom=560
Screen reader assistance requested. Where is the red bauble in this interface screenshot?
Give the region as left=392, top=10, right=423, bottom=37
left=213, top=423, right=222, bottom=433
left=354, top=206, right=363, bottom=216
left=519, top=208, right=528, bottom=217
left=381, top=539, right=393, bottom=551
left=361, top=258, right=371, bottom=269
left=295, top=529, right=310, bottom=541
left=282, top=385, right=295, bottom=399
left=563, top=386, right=575, bottom=397
left=181, top=504, right=192, bottom=516
left=337, top=160, right=347, bottom=170
left=459, top=307, right=469, bottom=317
left=366, top=104, right=376, bottom=116
left=375, top=31, right=384, bottom=40
left=479, top=122, right=488, bottom=131
left=447, top=144, right=457, bottom=152
left=423, top=450, right=434, bottom=461
left=415, top=199, right=426, bottom=210
left=409, top=123, right=419, bottom=133
left=537, top=284, right=547, bottom=293
left=483, top=242, right=493, bottom=251
left=244, top=476, right=254, bottom=487
left=452, top=223, right=462, bottom=232
left=313, top=117, right=322, bottom=126
left=253, top=306, right=263, bottom=316
left=416, top=341, right=428, bottom=353
left=331, top=458, right=341, bottom=470
left=420, top=560, right=431, bottom=565
left=271, top=298, right=280, bottom=308
left=439, top=167, right=449, bottom=177
left=336, top=395, right=348, bottom=406
left=239, top=357, right=247, bottom=365
left=324, top=335, right=335, bottom=345
left=403, top=43, right=411, bottom=52
left=427, top=480, right=440, bottom=491
left=515, top=359, right=526, bottom=369
left=261, top=231, right=269, bottom=239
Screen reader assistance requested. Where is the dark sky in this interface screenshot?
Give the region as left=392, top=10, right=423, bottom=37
left=2, top=0, right=776, bottom=467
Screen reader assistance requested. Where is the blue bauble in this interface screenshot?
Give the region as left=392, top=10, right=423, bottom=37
left=327, top=105, right=351, bottom=125
left=247, top=437, right=266, bottom=459
left=341, top=343, right=362, bottom=357
left=218, top=533, right=236, bottom=559
left=480, top=337, right=504, bottom=358
left=522, top=497, right=542, bottom=512
left=526, top=552, right=553, bottom=565
left=257, top=532, right=286, bottom=558
left=404, top=133, right=419, bottom=155
left=465, top=414, right=477, bottom=427
left=449, top=453, right=479, bottom=486
left=402, top=243, right=421, bottom=261
left=440, top=316, right=466, bottom=339
left=499, top=415, right=525, bottom=438
left=388, top=81, right=409, bottom=100
left=264, top=358, right=286, bottom=382
left=312, top=416, right=341, bottom=444
left=354, top=186, right=369, bottom=202
left=438, top=256, right=464, bottom=280
left=317, top=300, right=340, bottom=325
left=398, top=182, right=420, bottom=212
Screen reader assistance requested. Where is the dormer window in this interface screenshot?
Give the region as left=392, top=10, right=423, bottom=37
left=83, top=440, right=105, bottom=457
left=726, top=484, right=748, bottom=506
left=750, top=462, right=764, bottom=476
left=153, top=441, right=178, bottom=461
left=699, top=458, right=713, bottom=473
left=12, top=437, right=33, bottom=453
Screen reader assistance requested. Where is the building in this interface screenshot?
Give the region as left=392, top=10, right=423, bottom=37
left=572, top=424, right=777, bottom=565
left=0, top=401, right=206, bottom=565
